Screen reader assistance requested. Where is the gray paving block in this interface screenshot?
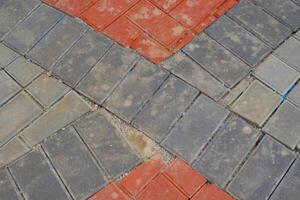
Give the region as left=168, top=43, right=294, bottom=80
left=228, top=0, right=292, bottom=48
left=293, top=0, right=300, bottom=6
left=231, top=80, right=281, bottom=126
left=104, top=59, right=168, bottom=122
left=205, top=15, right=271, bottom=66
left=194, top=115, right=260, bottom=187
left=27, top=16, right=87, bottom=70
left=227, top=135, right=296, bottom=200
left=0, top=92, right=42, bottom=145
left=43, top=126, right=107, bottom=200
left=26, top=74, right=70, bottom=108
left=0, top=43, right=19, bottom=68
left=289, top=82, right=300, bottom=107
left=76, top=44, right=139, bottom=104
left=20, top=91, right=90, bottom=146
left=0, top=169, right=21, bottom=200
left=3, top=4, right=63, bottom=54
left=75, top=110, right=141, bottom=179
left=162, top=95, right=229, bottom=163
left=295, top=30, right=300, bottom=40
left=183, top=33, right=250, bottom=88
left=9, top=149, right=70, bottom=200
left=0, top=70, right=21, bottom=106
left=52, top=30, right=112, bottom=87
left=263, top=101, right=300, bottom=149
left=163, top=53, right=227, bottom=100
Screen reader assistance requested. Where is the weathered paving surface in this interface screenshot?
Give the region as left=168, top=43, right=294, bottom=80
left=0, top=0, right=300, bottom=199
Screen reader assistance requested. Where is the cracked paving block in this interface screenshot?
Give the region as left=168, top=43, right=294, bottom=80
left=163, top=53, right=227, bottom=101
left=183, top=33, right=250, bottom=88
left=133, top=76, right=198, bottom=142
left=43, top=126, right=107, bottom=200
left=20, top=91, right=90, bottom=146
left=231, top=80, right=281, bottom=126
left=3, top=4, right=63, bottom=55
left=206, top=15, right=271, bottom=66
left=162, top=95, right=229, bottom=163
left=289, top=82, right=300, bottom=107
left=0, top=92, right=42, bottom=145
left=27, top=16, right=87, bottom=70
left=228, top=0, right=292, bottom=48
left=0, top=70, right=21, bottom=106
left=76, top=44, right=139, bottom=104
left=26, top=74, right=70, bottom=108
left=228, top=135, right=296, bottom=200
left=194, top=115, right=260, bottom=187
left=263, top=101, right=300, bottom=149
left=255, top=55, right=299, bottom=95
left=104, top=59, right=168, bottom=122
left=52, top=30, right=112, bottom=87
left=0, top=43, right=19, bottom=68
left=0, top=169, right=21, bottom=200
left=9, top=149, right=70, bottom=200
left=75, top=110, right=141, bottom=179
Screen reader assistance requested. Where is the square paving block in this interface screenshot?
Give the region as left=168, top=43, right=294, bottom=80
left=0, top=70, right=21, bottom=106
left=0, top=169, right=21, bottom=200
left=0, top=43, right=19, bottom=68
left=288, top=82, right=300, bottom=107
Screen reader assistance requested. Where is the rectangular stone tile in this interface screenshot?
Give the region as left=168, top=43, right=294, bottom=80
left=51, top=30, right=112, bottom=87
left=9, top=149, right=70, bottom=200
left=193, top=115, right=260, bottom=187
left=20, top=91, right=90, bottom=146
left=0, top=70, right=21, bottom=106
left=163, top=53, right=227, bottom=101
left=76, top=44, right=139, bottom=104
left=0, top=43, right=19, bottom=68
left=43, top=126, right=107, bottom=200
left=104, top=59, right=168, bottom=122
left=0, top=169, right=21, bottom=200
left=228, top=0, right=292, bottom=48
left=0, top=92, right=42, bottom=145
left=183, top=33, right=250, bottom=88
left=75, top=110, right=141, bottom=179
left=162, top=95, right=229, bottom=163
left=205, top=15, right=271, bottom=66
left=227, top=136, right=296, bottom=200
left=288, top=82, right=300, bottom=107
left=27, top=16, right=87, bottom=70
left=3, top=4, right=63, bottom=54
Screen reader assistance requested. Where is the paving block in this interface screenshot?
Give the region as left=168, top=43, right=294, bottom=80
left=53, top=0, right=97, bottom=17
left=9, top=149, right=70, bottom=200
left=43, top=126, right=107, bottom=200
left=288, top=82, right=300, bottom=107
left=76, top=44, right=139, bottom=104
left=149, top=0, right=184, bottom=13
left=227, top=135, right=296, bottom=200
left=206, top=15, right=271, bottom=66
left=0, top=169, right=21, bottom=200
left=162, top=95, right=229, bottom=163
left=27, top=16, right=87, bottom=70
left=231, top=80, right=281, bottom=126
left=192, top=183, right=234, bottom=200
left=0, top=43, right=19, bottom=68
left=26, top=74, right=70, bottom=108
left=104, top=59, right=168, bottom=122
left=90, top=183, right=130, bottom=200
left=3, top=4, right=63, bottom=54
left=295, top=30, right=300, bottom=40
left=20, top=91, right=90, bottom=146
left=0, top=70, right=21, bottom=106
left=75, top=110, right=141, bottom=179
left=52, top=30, right=112, bottom=87
left=194, top=115, right=260, bottom=187
left=133, top=76, right=198, bottom=142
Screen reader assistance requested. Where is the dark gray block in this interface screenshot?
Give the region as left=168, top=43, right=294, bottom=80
left=0, top=70, right=21, bottom=106
left=0, top=169, right=21, bottom=200
left=0, top=43, right=19, bottom=68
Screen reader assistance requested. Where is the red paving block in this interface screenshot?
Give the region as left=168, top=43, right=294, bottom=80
left=54, top=0, right=97, bottom=16
left=193, top=15, right=218, bottom=34
left=89, top=183, right=130, bottom=200
left=43, top=0, right=59, bottom=5
left=214, top=0, right=239, bottom=17
left=149, top=0, right=184, bottom=13
left=192, top=184, right=234, bottom=200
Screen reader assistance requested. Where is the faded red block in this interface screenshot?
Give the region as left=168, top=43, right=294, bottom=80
left=214, top=0, right=239, bottom=17
left=42, top=0, right=59, bottom=5
left=89, top=183, right=130, bottom=200
left=192, top=184, right=234, bottom=200
left=149, top=0, right=184, bottom=12
left=54, top=0, right=97, bottom=16
left=193, top=15, right=218, bottom=34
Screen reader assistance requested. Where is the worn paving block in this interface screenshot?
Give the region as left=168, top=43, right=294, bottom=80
left=263, top=101, right=300, bottom=149
left=0, top=169, right=21, bottom=200
left=9, top=149, right=70, bottom=200
left=104, top=59, right=168, bottom=122
left=162, top=95, right=229, bottom=163
left=76, top=44, right=139, bottom=104
left=52, top=30, right=112, bottom=87
left=27, top=16, right=87, bottom=70
left=20, top=91, right=90, bottom=146
left=194, top=115, right=260, bottom=187
left=133, top=76, right=198, bottom=142
left=231, top=80, right=281, bottom=126
left=5, top=57, right=43, bottom=86
left=0, top=70, right=21, bottom=106
left=26, top=74, right=70, bottom=108
left=163, top=53, right=227, bottom=100
left=289, top=82, right=300, bottom=107
left=255, top=55, right=299, bottom=95
left=43, top=126, right=107, bottom=200
left=183, top=33, right=250, bottom=88
left=0, top=43, right=19, bottom=68
left=205, top=15, right=271, bottom=66
left=3, top=4, right=63, bottom=54
left=228, top=0, right=292, bottom=48
left=75, top=110, right=141, bottom=179
left=0, top=92, right=42, bottom=145
left=227, top=135, right=296, bottom=200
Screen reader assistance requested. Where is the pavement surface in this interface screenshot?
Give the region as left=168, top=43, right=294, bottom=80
left=0, top=0, right=300, bottom=199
